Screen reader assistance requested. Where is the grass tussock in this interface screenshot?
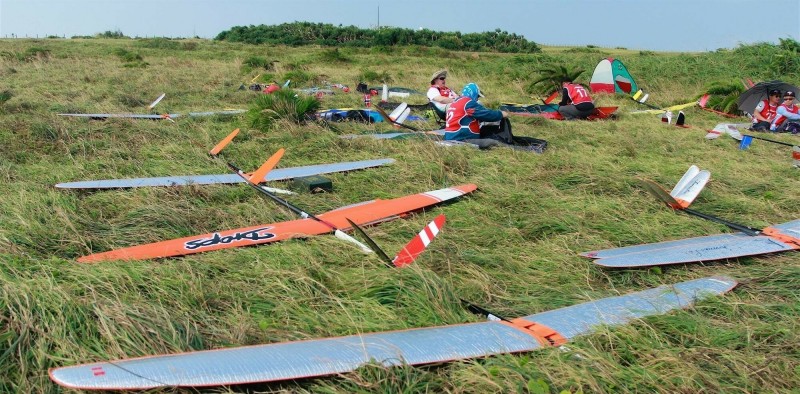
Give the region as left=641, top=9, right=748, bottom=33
left=0, top=37, right=798, bottom=393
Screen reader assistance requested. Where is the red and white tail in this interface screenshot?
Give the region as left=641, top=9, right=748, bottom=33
left=793, top=146, right=800, bottom=168
left=392, top=214, right=446, bottom=267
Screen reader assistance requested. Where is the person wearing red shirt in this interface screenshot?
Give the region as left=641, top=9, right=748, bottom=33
left=557, top=80, right=595, bottom=120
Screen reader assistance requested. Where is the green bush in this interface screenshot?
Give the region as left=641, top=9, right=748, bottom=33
left=247, top=89, right=321, bottom=130
left=18, top=47, right=50, bottom=61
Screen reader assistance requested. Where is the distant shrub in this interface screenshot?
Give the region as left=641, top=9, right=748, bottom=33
left=113, top=48, right=142, bottom=62
left=216, top=22, right=540, bottom=53
left=242, top=56, right=276, bottom=71
left=94, top=29, right=130, bottom=38
left=247, top=89, right=321, bottom=130
left=0, top=90, right=12, bottom=106
left=358, top=69, right=393, bottom=84
left=113, top=48, right=148, bottom=68
left=283, top=70, right=313, bottom=85
left=318, top=48, right=351, bottom=63
left=96, top=30, right=128, bottom=39
left=565, top=47, right=600, bottom=54
left=639, top=50, right=656, bottom=56
left=703, top=80, right=744, bottom=115
left=19, top=47, right=50, bottom=61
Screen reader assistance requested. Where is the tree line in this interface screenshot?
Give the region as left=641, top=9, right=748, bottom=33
left=215, top=22, right=541, bottom=53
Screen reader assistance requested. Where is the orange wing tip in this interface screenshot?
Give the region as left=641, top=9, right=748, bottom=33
left=249, top=148, right=285, bottom=184
left=506, top=318, right=567, bottom=347
left=210, top=128, right=240, bottom=156
left=673, top=198, right=691, bottom=209
left=761, top=227, right=800, bottom=248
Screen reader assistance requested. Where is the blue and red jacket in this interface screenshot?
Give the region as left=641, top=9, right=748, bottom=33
left=444, top=97, right=503, bottom=141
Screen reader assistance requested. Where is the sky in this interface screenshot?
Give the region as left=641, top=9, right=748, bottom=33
left=1, top=0, right=798, bottom=52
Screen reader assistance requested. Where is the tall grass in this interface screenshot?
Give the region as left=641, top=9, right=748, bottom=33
left=0, top=38, right=798, bottom=393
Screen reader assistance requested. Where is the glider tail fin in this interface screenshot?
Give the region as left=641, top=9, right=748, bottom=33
left=697, top=94, right=710, bottom=108
left=249, top=148, right=285, bottom=184
left=639, top=178, right=682, bottom=209
left=392, top=214, right=446, bottom=267
left=675, top=111, right=686, bottom=127
left=543, top=90, right=559, bottom=105
left=209, top=128, right=240, bottom=156
left=148, top=93, right=166, bottom=110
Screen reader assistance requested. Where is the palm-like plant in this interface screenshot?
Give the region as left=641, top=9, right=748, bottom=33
left=527, top=64, right=585, bottom=95
left=247, top=89, right=322, bottom=131
left=703, top=80, right=745, bottom=115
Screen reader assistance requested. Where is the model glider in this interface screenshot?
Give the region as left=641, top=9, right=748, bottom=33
left=55, top=159, right=395, bottom=189
left=49, top=276, right=737, bottom=390
left=76, top=183, right=476, bottom=262
left=697, top=94, right=740, bottom=118
left=58, top=110, right=244, bottom=121
left=704, top=123, right=751, bottom=140
left=583, top=167, right=800, bottom=268
left=340, top=130, right=483, bottom=149
left=499, top=103, right=618, bottom=120
left=629, top=99, right=700, bottom=115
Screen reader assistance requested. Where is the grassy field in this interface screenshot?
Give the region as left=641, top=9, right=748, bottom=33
left=1, top=38, right=799, bottom=393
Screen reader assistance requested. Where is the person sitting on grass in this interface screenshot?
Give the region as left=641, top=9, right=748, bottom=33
left=427, top=69, right=459, bottom=119
left=750, top=89, right=781, bottom=131
left=770, top=91, right=800, bottom=133
left=444, top=83, right=509, bottom=144
left=557, top=80, right=595, bottom=120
